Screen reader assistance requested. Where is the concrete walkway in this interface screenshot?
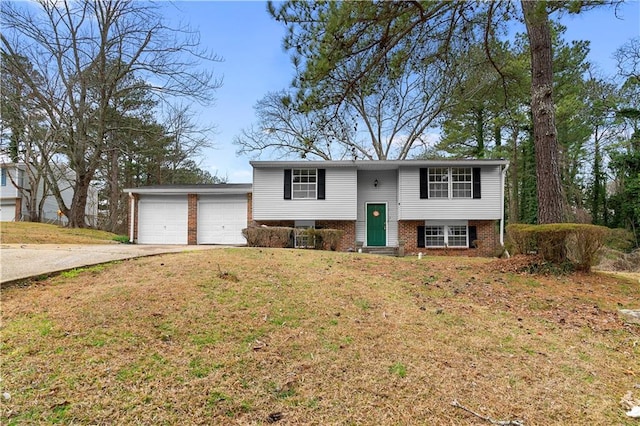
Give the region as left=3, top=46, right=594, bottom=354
left=0, top=244, right=225, bottom=284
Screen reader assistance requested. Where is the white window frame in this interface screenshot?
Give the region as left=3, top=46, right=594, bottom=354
left=292, top=169, right=317, bottom=200
left=424, top=221, right=469, bottom=248
left=428, top=167, right=448, bottom=199
left=451, top=167, right=472, bottom=199
left=428, top=167, right=473, bottom=199
left=294, top=220, right=315, bottom=248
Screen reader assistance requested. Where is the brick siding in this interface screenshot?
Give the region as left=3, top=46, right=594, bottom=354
left=398, top=219, right=500, bottom=257
left=187, top=194, right=198, bottom=245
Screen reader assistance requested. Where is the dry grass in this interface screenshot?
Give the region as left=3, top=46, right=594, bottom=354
left=1, top=249, right=639, bottom=425
left=0, top=222, right=121, bottom=244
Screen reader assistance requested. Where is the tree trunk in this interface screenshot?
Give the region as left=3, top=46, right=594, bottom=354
left=521, top=0, right=566, bottom=224
left=68, top=171, right=93, bottom=228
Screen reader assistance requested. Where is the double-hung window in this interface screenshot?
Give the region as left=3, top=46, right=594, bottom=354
left=292, top=169, right=317, bottom=199
left=423, top=223, right=468, bottom=248
left=451, top=168, right=472, bottom=198
left=423, top=167, right=476, bottom=199
left=428, top=168, right=449, bottom=198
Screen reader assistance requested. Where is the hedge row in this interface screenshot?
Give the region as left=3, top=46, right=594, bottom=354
left=242, top=226, right=344, bottom=251
left=507, top=223, right=610, bottom=272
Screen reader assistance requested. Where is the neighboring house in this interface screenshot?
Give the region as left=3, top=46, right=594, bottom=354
left=250, top=160, right=509, bottom=256
left=0, top=162, right=98, bottom=226
left=124, top=184, right=252, bottom=245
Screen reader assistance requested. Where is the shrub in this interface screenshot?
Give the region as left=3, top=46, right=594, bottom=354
left=112, top=235, right=131, bottom=244
left=304, top=228, right=344, bottom=251
left=242, top=226, right=293, bottom=248
left=604, top=228, right=635, bottom=252
left=506, top=223, right=610, bottom=272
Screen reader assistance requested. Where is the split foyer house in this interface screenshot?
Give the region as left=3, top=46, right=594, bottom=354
left=251, top=160, right=509, bottom=256
left=124, top=159, right=509, bottom=256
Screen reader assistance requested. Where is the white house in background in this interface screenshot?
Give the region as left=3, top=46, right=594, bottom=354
left=0, top=162, right=98, bottom=226
left=250, top=160, right=509, bottom=255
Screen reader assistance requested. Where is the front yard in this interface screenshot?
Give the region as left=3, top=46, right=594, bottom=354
left=1, top=248, right=638, bottom=424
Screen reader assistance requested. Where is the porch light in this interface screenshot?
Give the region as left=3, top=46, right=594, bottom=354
left=374, top=179, right=378, bottom=187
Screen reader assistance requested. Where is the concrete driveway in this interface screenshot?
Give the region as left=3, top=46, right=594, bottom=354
left=0, top=244, right=225, bottom=284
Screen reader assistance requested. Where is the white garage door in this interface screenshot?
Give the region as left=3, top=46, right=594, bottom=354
left=138, top=196, right=188, bottom=244
left=0, top=202, right=16, bottom=222
left=198, top=195, right=247, bottom=245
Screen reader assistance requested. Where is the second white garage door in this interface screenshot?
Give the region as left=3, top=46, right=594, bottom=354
left=198, top=195, right=247, bottom=245
left=138, top=196, right=188, bottom=244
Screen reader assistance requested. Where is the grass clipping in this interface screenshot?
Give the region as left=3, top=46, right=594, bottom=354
left=1, top=248, right=639, bottom=425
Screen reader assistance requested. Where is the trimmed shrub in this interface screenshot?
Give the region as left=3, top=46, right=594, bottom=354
left=242, top=226, right=293, bottom=248
left=506, top=223, right=611, bottom=272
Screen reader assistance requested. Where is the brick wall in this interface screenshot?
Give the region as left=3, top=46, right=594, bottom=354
left=187, top=194, right=198, bottom=245
left=132, top=194, right=139, bottom=242
left=316, top=220, right=356, bottom=252
left=398, top=219, right=500, bottom=257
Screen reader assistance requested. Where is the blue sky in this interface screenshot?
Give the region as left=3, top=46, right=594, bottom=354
left=166, top=1, right=640, bottom=183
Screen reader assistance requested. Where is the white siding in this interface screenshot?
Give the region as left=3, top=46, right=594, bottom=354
left=252, top=167, right=357, bottom=220
left=356, top=170, right=398, bottom=246
left=398, top=166, right=503, bottom=220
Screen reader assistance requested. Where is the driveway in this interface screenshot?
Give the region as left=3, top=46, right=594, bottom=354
left=0, top=244, right=225, bottom=284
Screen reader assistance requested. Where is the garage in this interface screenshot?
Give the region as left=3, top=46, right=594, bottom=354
left=137, top=195, right=188, bottom=244
left=125, top=184, right=252, bottom=245
left=1, top=201, right=17, bottom=222
left=198, top=195, right=247, bottom=245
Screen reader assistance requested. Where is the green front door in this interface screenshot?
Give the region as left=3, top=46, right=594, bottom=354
left=366, top=204, right=386, bottom=246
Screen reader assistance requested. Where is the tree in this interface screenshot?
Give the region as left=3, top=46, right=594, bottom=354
left=1, top=0, right=221, bottom=227
left=269, top=0, right=609, bottom=224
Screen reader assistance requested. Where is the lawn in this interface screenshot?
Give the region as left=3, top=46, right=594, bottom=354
left=0, top=222, right=122, bottom=244
left=1, top=248, right=639, bottom=425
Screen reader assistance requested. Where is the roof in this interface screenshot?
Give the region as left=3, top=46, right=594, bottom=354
left=250, top=159, right=509, bottom=170
left=123, top=184, right=252, bottom=195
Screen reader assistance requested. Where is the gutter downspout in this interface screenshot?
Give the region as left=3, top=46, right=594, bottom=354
left=500, top=163, right=510, bottom=248
left=129, top=192, right=135, bottom=243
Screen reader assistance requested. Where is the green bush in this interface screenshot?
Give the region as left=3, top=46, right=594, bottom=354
left=604, top=228, right=635, bottom=252
left=242, top=226, right=293, bottom=248
left=506, top=223, right=610, bottom=272
left=112, top=235, right=131, bottom=244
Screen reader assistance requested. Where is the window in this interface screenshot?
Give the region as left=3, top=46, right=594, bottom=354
left=1, top=168, right=6, bottom=186
left=451, top=168, right=472, bottom=198
left=425, top=226, right=445, bottom=247
left=421, top=167, right=478, bottom=199
left=294, top=220, right=315, bottom=248
left=428, top=168, right=448, bottom=198
left=292, top=169, right=317, bottom=199
left=424, top=224, right=468, bottom=248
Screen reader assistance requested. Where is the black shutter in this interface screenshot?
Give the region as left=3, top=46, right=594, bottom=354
left=473, top=168, right=481, bottom=199
left=417, top=225, right=425, bottom=248
left=284, top=169, right=292, bottom=199
left=317, top=169, right=325, bottom=200
left=468, top=225, right=478, bottom=248
left=419, top=168, right=428, bottom=199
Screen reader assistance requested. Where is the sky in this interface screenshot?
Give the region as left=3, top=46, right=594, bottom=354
left=163, top=1, right=640, bottom=183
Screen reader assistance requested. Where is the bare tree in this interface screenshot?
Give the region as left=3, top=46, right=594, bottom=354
left=1, top=0, right=221, bottom=227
